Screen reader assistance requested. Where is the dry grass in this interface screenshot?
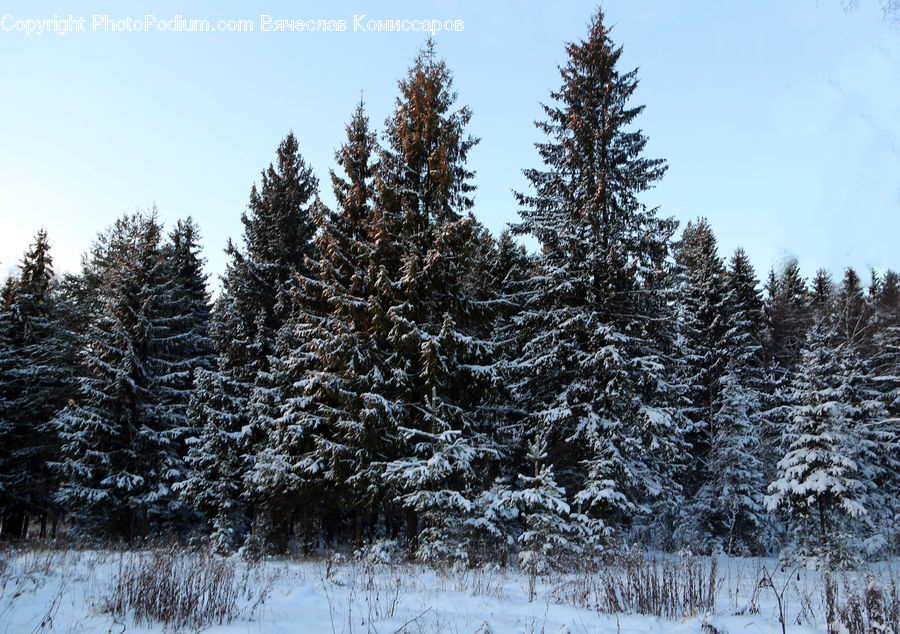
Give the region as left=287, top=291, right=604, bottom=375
left=546, top=550, right=718, bottom=620
left=103, top=546, right=278, bottom=631
left=824, top=566, right=900, bottom=634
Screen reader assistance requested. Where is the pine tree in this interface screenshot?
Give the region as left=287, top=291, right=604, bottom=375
left=727, top=249, right=765, bottom=338
left=0, top=230, right=72, bottom=539
left=181, top=133, right=320, bottom=551
left=515, top=438, right=592, bottom=592
left=721, top=248, right=771, bottom=553
left=868, top=270, right=900, bottom=549
left=513, top=8, right=684, bottom=544
left=762, top=258, right=810, bottom=535
left=160, top=218, right=214, bottom=385
left=179, top=345, right=252, bottom=552
left=809, top=269, right=835, bottom=317
left=151, top=218, right=214, bottom=531
left=54, top=211, right=190, bottom=539
left=764, top=258, right=809, bottom=378
left=267, top=42, right=504, bottom=560
left=672, top=223, right=767, bottom=554
left=766, top=282, right=882, bottom=561
left=672, top=219, right=731, bottom=541
left=834, top=267, right=871, bottom=349
left=460, top=229, right=535, bottom=562
left=240, top=104, right=382, bottom=555
left=707, top=369, right=766, bottom=554
left=373, top=43, right=501, bottom=560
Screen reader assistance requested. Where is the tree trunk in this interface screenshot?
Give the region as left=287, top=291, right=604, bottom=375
left=405, top=508, right=418, bottom=554
left=818, top=497, right=827, bottom=545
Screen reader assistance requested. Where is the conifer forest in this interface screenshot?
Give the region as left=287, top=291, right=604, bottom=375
left=3, top=9, right=899, bottom=574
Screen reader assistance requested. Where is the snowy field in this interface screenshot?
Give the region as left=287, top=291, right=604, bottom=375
left=1, top=545, right=897, bottom=633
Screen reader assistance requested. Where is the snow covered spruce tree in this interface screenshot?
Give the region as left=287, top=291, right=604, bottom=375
left=153, top=219, right=215, bottom=532
left=160, top=218, right=215, bottom=388
left=764, top=258, right=810, bottom=377
left=513, top=9, right=685, bottom=549
left=763, top=259, right=810, bottom=440
left=673, top=219, right=732, bottom=549
left=370, top=42, right=505, bottom=561
left=0, top=231, right=73, bottom=539
left=179, top=133, right=320, bottom=552
left=288, top=42, right=499, bottom=561
left=464, top=228, right=536, bottom=559
left=515, top=438, right=591, bottom=594
left=54, top=211, right=203, bottom=540
left=720, top=248, right=771, bottom=552
left=243, top=102, right=381, bottom=553
left=673, top=221, right=766, bottom=554
left=766, top=269, right=884, bottom=562
left=868, top=270, right=900, bottom=548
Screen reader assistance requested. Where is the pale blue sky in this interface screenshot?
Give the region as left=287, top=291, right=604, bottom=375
left=1, top=1, right=897, bottom=288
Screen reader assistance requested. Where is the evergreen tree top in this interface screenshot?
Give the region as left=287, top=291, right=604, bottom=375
left=809, top=269, right=835, bottom=316
left=766, top=258, right=806, bottom=305
left=836, top=266, right=870, bottom=348
left=3, top=229, right=54, bottom=311
left=727, top=248, right=764, bottom=325
left=240, top=132, right=319, bottom=269
left=516, top=8, right=669, bottom=263
left=380, top=39, right=478, bottom=224
left=677, top=218, right=722, bottom=275
left=331, top=99, right=378, bottom=227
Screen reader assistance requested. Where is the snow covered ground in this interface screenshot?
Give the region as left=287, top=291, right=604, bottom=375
left=1, top=545, right=895, bottom=633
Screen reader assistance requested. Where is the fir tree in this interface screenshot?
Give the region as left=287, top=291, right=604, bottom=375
left=160, top=218, right=214, bottom=384
left=727, top=249, right=765, bottom=338
left=674, top=224, right=766, bottom=554
left=513, top=9, right=684, bottom=543
left=374, top=44, right=501, bottom=560
left=515, top=438, right=592, bottom=592
left=868, top=270, right=900, bottom=548
left=179, top=338, right=253, bottom=552
left=762, top=257, right=810, bottom=530
left=151, top=218, right=214, bottom=531
left=723, top=248, right=772, bottom=552
left=241, top=104, right=382, bottom=554
left=673, top=219, right=731, bottom=540
left=181, top=133, right=320, bottom=552
left=0, top=230, right=72, bottom=539
left=834, top=267, right=871, bottom=349
left=764, top=258, right=809, bottom=378
left=54, top=211, right=191, bottom=540
left=766, top=292, right=883, bottom=561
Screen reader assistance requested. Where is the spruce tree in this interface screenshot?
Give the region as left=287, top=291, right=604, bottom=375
left=766, top=279, right=883, bottom=561
left=271, top=42, right=501, bottom=560
left=245, top=105, right=380, bottom=553
left=54, top=211, right=189, bottom=539
left=722, top=248, right=771, bottom=553
left=673, top=219, right=731, bottom=540
left=727, top=249, right=765, bottom=337
left=764, top=258, right=809, bottom=378
left=762, top=258, right=810, bottom=529
left=869, top=270, right=900, bottom=549
left=513, top=9, right=684, bottom=544
left=673, top=222, right=766, bottom=554
left=515, top=439, right=591, bottom=597
left=181, top=133, right=320, bottom=552
left=373, top=42, right=501, bottom=560
left=152, top=218, right=214, bottom=530
left=0, top=231, right=72, bottom=539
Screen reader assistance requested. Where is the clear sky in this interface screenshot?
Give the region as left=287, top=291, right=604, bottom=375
left=1, top=1, right=897, bottom=289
